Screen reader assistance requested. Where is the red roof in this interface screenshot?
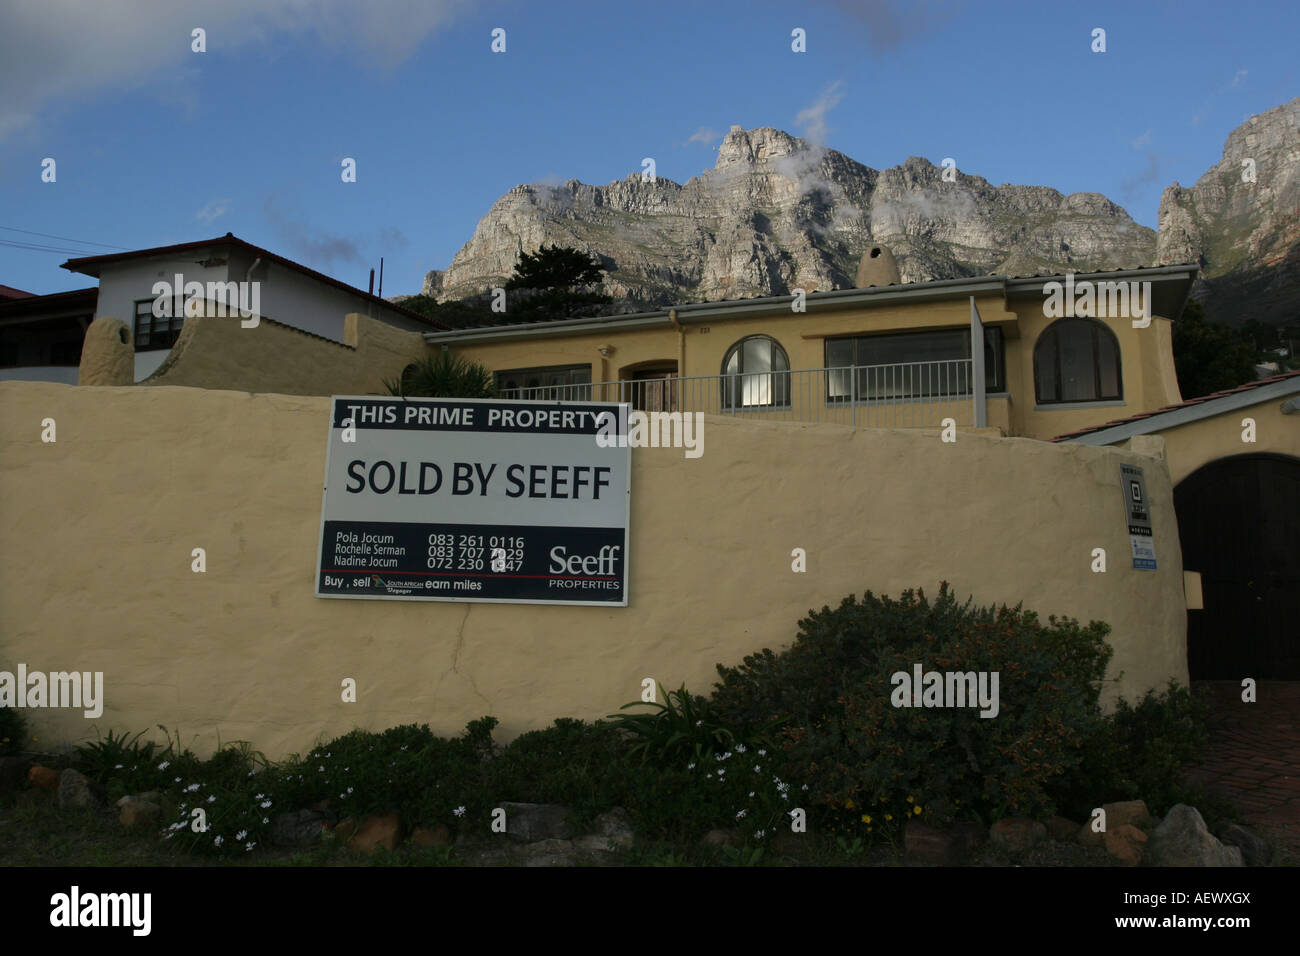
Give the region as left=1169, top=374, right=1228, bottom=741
left=61, top=234, right=449, bottom=331
left=0, top=284, right=35, bottom=300
left=1051, top=369, right=1300, bottom=442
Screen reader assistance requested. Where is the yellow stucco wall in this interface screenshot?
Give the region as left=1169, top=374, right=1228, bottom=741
left=0, top=381, right=1188, bottom=759
left=1118, top=392, right=1300, bottom=485
left=79, top=308, right=430, bottom=397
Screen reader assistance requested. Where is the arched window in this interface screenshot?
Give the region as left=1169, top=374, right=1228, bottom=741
left=1034, top=319, right=1122, bottom=404
left=722, top=335, right=790, bottom=408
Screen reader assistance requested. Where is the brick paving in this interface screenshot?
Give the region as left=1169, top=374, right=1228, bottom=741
left=1184, top=681, right=1300, bottom=862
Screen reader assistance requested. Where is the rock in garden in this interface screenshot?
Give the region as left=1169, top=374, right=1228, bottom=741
left=346, top=812, right=403, bottom=854
left=1219, top=823, right=1271, bottom=866
left=1103, top=800, right=1153, bottom=829
left=118, top=797, right=161, bottom=829
left=905, top=822, right=957, bottom=864
left=520, top=838, right=577, bottom=866
left=1046, top=816, right=1079, bottom=843
left=1104, top=824, right=1148, bottom=866
left=27, top=765, right=59, bottom=791
left=270, top=809, right=329, bottom=847
left=410, top=824, right=452, bottom=847
left=699, top=828, right=741, bottom=848
left=1145, top=805, right=1243, bottom=867
left=57, top=768, right=97, bottom=808
left=499, top=802, right=571, bottom=842
left=592, top=807, right=635, bottom=849
left=989, top=818, right=1046, bottom=854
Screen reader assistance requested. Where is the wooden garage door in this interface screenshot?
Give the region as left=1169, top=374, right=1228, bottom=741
left=1175, top=454, right=1300, bottom=679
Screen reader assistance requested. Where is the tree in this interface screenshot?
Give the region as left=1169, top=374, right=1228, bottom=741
left=1172, top=299, right=1259, bottom=399
left=383, top=351, right=498, bottom=398
left=505, top=244, right=607, bottom=291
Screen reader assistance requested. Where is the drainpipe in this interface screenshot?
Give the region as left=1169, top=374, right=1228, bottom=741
left=669, top=308, right=684, bottom=376
left=243, top=257, right=264, bottom=328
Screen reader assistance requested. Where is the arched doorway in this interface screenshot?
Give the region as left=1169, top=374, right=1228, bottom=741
left=1175, top=453, right=1300, bottom=679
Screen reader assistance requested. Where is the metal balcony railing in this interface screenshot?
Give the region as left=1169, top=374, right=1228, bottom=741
left=498, top=359, right=981, bottom=428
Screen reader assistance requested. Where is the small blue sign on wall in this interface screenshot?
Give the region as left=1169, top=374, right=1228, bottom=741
left=1119, top=463, right=1157, bottom=570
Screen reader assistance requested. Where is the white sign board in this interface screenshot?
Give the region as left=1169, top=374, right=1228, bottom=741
left=315, top=397, right=631, bottom=605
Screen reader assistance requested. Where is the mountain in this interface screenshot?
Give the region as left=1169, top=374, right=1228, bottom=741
left=1156, top=97, right=1300, bottom=324
left=423, top=103, right=1300, bottom=325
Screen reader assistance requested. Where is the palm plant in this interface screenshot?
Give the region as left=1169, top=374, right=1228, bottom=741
left=384, top=351, right=498, bottom=398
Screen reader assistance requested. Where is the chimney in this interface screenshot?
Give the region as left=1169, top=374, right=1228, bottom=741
left=855, top=243, right=900, bottom=288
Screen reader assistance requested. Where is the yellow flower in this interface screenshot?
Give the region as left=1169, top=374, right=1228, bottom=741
left=845, top=799, right=854, bottom=810
left=913, top=805, right=922, bottom=815
left=885, top=814, right=892, bottom=821
left=861, top=815, right=871, bottom=824
left=867, top=827, right=873, bottom=832
left=906, top=795, right=914, bottom=803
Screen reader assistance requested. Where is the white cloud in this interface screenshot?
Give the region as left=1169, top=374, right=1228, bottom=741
left=195, top=198, right=231, bottom=224
left=687, top=126, right=720, bottom=146
left=1131, top=129, right=1153, bottom=150
left=794, top=81, right=844, bottom=145
left=0, top=0, right=475, bottom=144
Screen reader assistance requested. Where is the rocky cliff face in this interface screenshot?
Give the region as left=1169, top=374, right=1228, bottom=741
left=1156, top=97, right=1300, bottom=324
left=425, top=104, right=1299, bottom=325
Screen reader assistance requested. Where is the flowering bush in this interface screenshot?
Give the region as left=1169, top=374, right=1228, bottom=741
left=709, top=584, right=1114, bottom=830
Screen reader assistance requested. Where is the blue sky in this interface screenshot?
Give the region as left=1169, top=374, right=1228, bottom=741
left=1, top=0, right=1296, bottom=297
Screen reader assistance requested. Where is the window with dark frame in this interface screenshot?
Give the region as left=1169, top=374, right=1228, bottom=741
left=721, top=335, right=790, bottom=408
left=1033, top=318, right=1122, bottom=405
left=824, top=327, right=1004, bottom=401
left=494, top=364, right=592, bottom=401
left=133, top=299, right=186, bottom=352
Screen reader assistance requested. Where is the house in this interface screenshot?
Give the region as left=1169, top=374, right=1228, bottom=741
left=0, top=286, right=98, bottom=384
left=1055, top=370, right=1300, bottom=681
left=425, top=249, right=1200, bottom=442
left=59, top=233, right=444, bottom=383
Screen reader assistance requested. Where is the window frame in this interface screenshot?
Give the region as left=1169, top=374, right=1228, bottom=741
left=720, top=334, right=791, bottom=409
left=823, top=326, right=1004, bottom=402
left=1033, top=317, right=1123, bottom=405
left=133, top=298, right=186, bottom=352
left=494, top=363, right=593, bottom=401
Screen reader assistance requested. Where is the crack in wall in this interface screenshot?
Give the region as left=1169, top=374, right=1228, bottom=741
left=449, top=603, right=491, bottom=710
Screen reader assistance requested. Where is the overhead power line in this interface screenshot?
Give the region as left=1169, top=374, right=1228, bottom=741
left=0, top=238, right=103, bottom=256
left=0, top=225, right=128, bottom=251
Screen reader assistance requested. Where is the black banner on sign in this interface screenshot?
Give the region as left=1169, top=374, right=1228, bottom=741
left=318, top=521, right=626, bottom=603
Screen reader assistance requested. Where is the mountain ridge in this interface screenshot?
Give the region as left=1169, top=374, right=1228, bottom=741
left=420, top=99, right=1299, bottom=324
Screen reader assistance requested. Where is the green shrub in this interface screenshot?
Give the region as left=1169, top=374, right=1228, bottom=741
left=1050, top=680, right=1212, bottom=818
left=72, top=728, right=162, bottom=785
left=0, top=705, right=29, bottom=756
left=273, top=719, right=497, bottom=834
left=709, top=584, right=1114, bottom=831
left=606, top=683, right=740, bottom=765
left=159, top=741, right=275, bottom=856
left=484, top=718, right=634, bottom=830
